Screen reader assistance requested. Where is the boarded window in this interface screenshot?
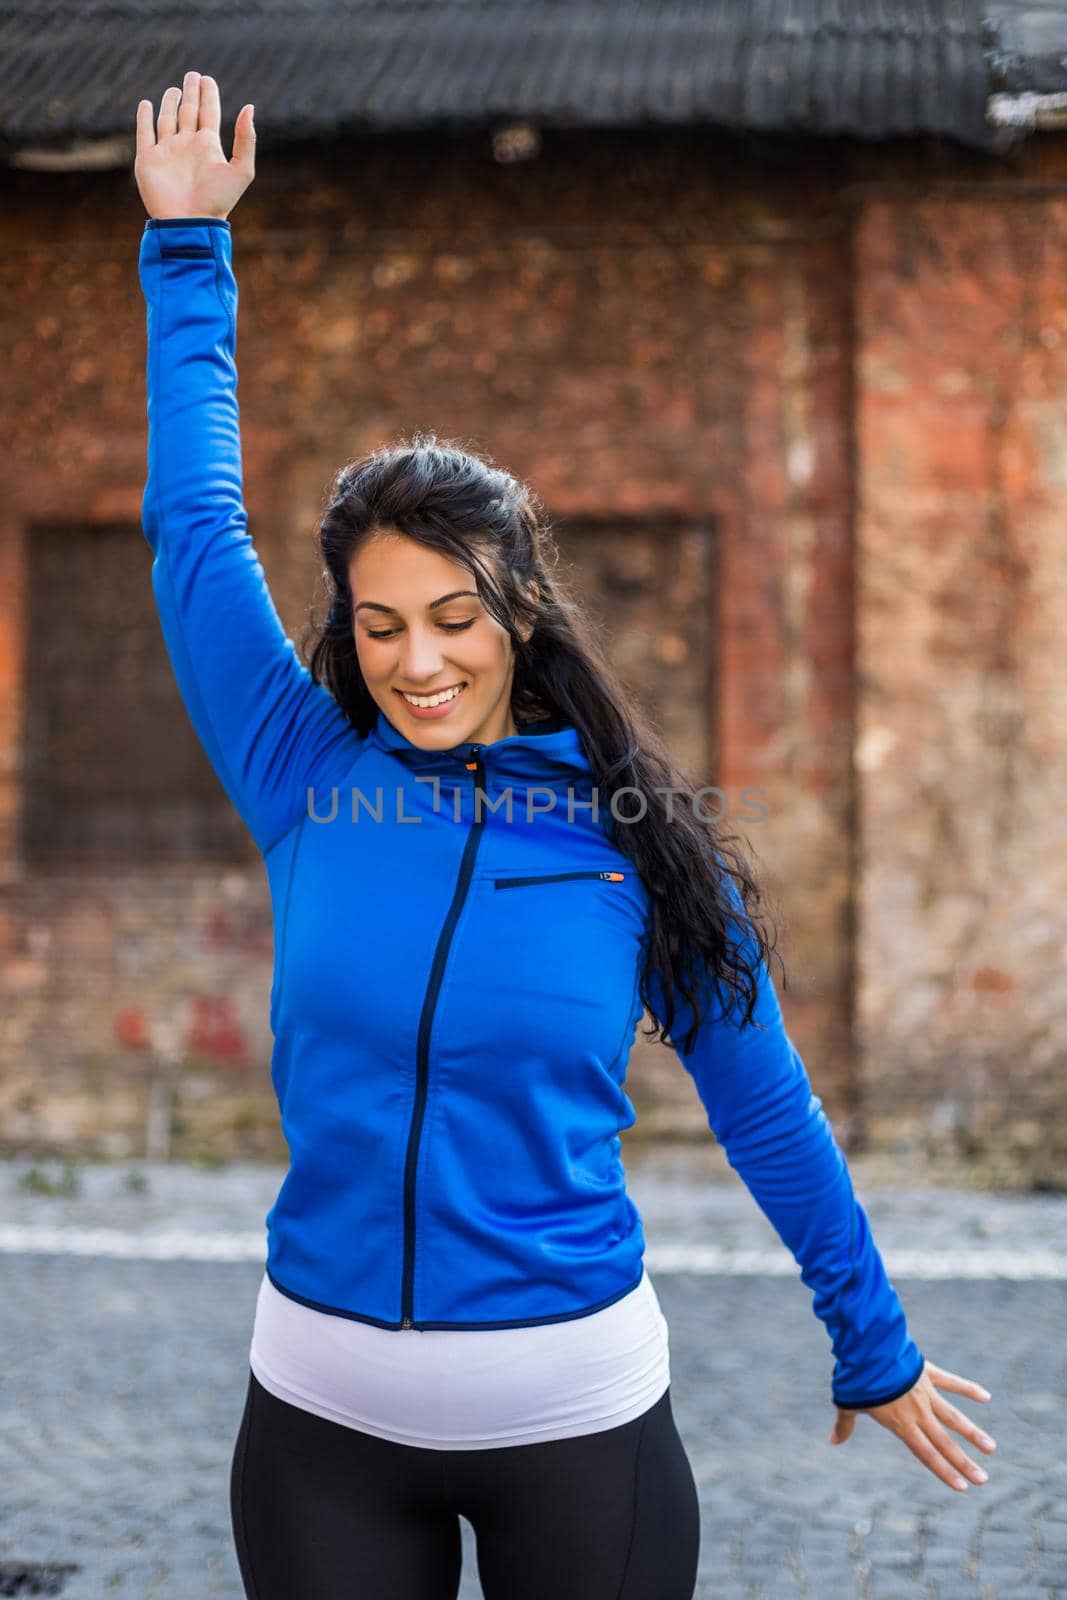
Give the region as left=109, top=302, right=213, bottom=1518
left=21, top=522, right=257, bottom=865
left=552, top=517, right=716, bottom=788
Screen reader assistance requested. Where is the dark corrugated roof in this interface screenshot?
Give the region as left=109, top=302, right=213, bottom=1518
left=986, top=0, right=1067, bottom=95
left=0, top=0, right=1015, bottom=157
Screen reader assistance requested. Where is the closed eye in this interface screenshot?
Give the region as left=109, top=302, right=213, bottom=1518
left=366, top=620, right=477, bottom=640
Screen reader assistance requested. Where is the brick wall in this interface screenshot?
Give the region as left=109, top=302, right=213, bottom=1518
left=1, top=127, right=1064, bottom=1180
left=855, top=187, right=1067, bottom=1184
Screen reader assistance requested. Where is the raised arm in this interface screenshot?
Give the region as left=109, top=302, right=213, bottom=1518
left=135, top=75, right=359, bottom=856
left=647, top=886, right=926, bottom=1411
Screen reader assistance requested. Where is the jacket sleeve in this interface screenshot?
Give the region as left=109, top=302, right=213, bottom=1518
left=646, top=883, right=926, bottom=1410
left=138, top=216, right=360, bottom=858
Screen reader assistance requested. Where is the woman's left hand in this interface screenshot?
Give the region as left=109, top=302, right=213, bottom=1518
left=829, top=1359, right=997, bottom=1492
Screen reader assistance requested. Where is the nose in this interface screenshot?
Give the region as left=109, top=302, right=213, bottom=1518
left=396, top=629, right=450, bottom=683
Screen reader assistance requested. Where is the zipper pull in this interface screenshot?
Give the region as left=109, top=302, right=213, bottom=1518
left=465, top=743, right=484, bottom=771
left=601, top=871, right=625, bottom=881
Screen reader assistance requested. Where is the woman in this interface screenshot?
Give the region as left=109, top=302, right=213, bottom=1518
left=133, top=71, right=996, bottom=1600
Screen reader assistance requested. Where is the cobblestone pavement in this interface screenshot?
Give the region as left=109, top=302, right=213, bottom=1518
left=1, top=1148, right=1064, bottom=1599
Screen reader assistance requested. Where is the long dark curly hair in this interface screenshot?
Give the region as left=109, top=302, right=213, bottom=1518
left=299, top=430, right=786, bottom=1054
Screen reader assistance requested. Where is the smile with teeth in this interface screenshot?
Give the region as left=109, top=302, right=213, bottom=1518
left=397, top=682, right=468, bottom=708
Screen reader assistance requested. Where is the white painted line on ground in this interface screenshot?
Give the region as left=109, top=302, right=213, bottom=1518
left=1, top=1227, right=1066, bottom=1278
left=647, top=1243, right=1067, bottom=1279
left=0, top=1226, right=266, bottom=1260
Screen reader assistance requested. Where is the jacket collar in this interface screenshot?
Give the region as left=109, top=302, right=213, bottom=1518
left=369, top=704, right=593, bottom=785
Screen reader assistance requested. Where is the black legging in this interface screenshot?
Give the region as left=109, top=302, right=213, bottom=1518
left=230, top=1366, right=701, bottom=1599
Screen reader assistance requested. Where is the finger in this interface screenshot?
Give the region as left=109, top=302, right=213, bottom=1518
left=923, top=1363, right=992, bottom=1402
left=923, top=1414, right=989, bottom=1487
left=199, top=73, right=220, bottom=137
left=157, top=85, right=181, bottom=140
left=899, top=1422, right=976, bottom=1494
left=231, top=104, right=256, bottom=172
left=135, top=99, right=154, bottom=157
left=177, top=69, right=201, bottom=134
left=931, top=1394, right=998, bottom=1456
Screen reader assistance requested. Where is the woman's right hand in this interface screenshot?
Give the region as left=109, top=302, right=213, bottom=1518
left=135, top=70, right=255, bottom=222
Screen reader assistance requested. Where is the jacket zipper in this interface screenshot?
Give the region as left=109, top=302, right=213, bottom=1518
left=493, top=870, right=625, bottom=888
left=400, top=742, right=486, bottom=1329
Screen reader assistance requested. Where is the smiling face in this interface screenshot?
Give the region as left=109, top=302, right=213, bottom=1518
left=350, top=530, right=531, bottom=749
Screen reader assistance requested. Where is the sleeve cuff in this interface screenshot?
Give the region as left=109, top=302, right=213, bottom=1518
left=144, top=217, right=231, bottom=230
left=833, top=1350, right=926, bottom=1411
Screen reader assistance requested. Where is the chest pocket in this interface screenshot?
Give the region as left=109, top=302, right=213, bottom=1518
left=434, top=863, right=646, bottom=1077
left=493, top=869, right=627, bottom=889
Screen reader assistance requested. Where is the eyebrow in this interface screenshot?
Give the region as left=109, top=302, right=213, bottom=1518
left=354, top=590, right=480, bottom=616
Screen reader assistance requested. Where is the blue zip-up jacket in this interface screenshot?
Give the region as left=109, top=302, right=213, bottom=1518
left=138, top=216, right=926, bottom=1410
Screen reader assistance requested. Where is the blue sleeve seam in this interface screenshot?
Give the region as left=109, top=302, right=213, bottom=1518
left=269, top=810, right=308, bottom=1029
left=611, top=951, right=646, bottom=1079
left=261, top=794, right=313, bottom=861
left=260, top=737, right=370, bottom=859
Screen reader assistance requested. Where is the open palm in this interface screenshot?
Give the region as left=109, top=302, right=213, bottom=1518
left=134, top=70, right=255, bottom=222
